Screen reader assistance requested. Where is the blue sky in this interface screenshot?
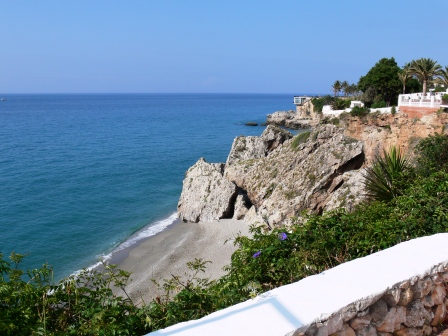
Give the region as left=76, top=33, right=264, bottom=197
left=1, top=1, right=446, bottom=94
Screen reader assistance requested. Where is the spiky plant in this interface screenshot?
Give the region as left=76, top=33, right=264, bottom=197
left=363, top=146, right=410, bottom=202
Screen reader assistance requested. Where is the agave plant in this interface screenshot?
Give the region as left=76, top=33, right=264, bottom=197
left=363, top=146, right=410, bottom=202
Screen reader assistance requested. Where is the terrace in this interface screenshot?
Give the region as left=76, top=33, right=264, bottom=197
left=398, top=91, right=446, bottom=108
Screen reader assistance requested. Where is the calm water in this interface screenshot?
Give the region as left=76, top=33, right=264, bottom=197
left=0, top=93, right=297, bottom=278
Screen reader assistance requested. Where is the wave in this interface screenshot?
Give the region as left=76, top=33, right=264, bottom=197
left=72, top=212, right=178, bottom=276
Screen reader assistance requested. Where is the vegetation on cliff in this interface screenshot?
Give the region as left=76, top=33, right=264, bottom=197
left=330, top=57, right=445, bottom=108
left=2, top=133, right=448, bottom=335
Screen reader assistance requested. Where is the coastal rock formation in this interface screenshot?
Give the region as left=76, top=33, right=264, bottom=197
left=177, top=158, right=238, bottom=222
left=226, top=125, right=365, bottom=226
left=266, top=111, right=318, bottom=129
left=226, top=125, right=293, bottom=165
left=178, top=124, right=367, bottom=226
left=232, top=194, right=251, bottom=220
left=341, top=112, right=448, bottom=163
left=178, top=110, right=448, bottom=227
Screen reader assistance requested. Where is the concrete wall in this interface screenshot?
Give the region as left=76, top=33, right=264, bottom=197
left=148, top=234, right=448, bottom=336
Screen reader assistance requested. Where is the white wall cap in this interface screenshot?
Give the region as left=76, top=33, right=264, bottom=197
left=148, top=233, right=448, bottom=336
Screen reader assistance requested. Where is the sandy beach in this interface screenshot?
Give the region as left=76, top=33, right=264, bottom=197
left=114, top=219, right=251, bottom=306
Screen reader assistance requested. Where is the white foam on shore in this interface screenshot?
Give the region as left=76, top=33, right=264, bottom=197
left=113, top=212, right=179, bottom=252
left=72, top=212, right=178, bottom=276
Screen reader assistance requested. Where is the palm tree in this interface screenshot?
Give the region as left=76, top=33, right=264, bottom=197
left=348, top=84, right=359, bottom=97
left=409, top=58, right=442, bottom=96
left=332, top=80, right=341, bottom=97
left=341, top=81, right=349, bottom=96
left=439, top=66, right=448, bottom=87
left=398, top=63, right=411, bottom=94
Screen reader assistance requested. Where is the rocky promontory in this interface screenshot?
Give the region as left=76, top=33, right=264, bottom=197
left=266, top=111, right=318, bottom=129
left=178, top=110, right=448, bottom=228
left=178, top=124, right=367, bottom=227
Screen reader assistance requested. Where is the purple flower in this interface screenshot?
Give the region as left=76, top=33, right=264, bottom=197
left=278, top=232, right=287, bottom=241
left=252, top=251, right=261, bottom=258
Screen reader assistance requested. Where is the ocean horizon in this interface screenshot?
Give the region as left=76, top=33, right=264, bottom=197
left=0, top=93, right=309, bottom=279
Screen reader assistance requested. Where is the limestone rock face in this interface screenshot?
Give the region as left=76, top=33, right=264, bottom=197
left=226, top=125, right=365, bottom=226
left=266, top=111, right=318, bottom=129
left=177, top=158, right=237, bottom=222
left=226, top=125, right=293, bottom=165
left=341, top=112, right=448, bottom=164
left=233, top=194, right=251, bottom=220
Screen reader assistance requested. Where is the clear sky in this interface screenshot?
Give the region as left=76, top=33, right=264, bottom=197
left=1, top=0, right=446, bottom=94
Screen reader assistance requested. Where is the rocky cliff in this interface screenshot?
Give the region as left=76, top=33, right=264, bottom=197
left=178, top=125, right=366, bottom=227
left=339, top=112, right=448, bottom=163
left=178, top=112, right=448, bottom=227
left=266, top=111, right=318, bottom=129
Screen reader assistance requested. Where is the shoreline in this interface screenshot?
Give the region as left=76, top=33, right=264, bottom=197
left=113, top=218, right=251, bottom=305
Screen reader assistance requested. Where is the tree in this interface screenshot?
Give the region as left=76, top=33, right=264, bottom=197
left=439, top=66, right=448, bottom=87
left=332, top=80, right=342, bottom=97
left=398, top=63, right=411, bottom=94
left=348, top=84, right=359, bottom=97
left=409, top=58, right=442, bottom=96
left=358, top=58, right=401, bottom=106
left=341, top=81, right=349, bottom=96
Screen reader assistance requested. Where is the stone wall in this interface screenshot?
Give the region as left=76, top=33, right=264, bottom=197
left=291, top=268, right=448, bottom=336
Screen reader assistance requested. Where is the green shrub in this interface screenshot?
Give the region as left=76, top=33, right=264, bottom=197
left=350, top=106, right=370, bottom=117
left=311, top=96, right=333, bottom=112
left=391, top=106, right=397, bottom=115
left=291, top=131, right=311, bottom=149
left=331, top=98, right=350, bottom=110
left=416, top=133, right=448, bottom=176
left=371, top=100, right=387, bottom=108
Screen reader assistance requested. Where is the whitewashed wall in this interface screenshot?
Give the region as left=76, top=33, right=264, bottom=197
left=147, top=234, right=448, bottom=336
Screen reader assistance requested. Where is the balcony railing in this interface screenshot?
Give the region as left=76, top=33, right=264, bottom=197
left=398, top=94, right=441, bottom=108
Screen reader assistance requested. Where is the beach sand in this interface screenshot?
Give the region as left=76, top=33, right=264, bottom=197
left=114, top=219, right=250, bottom=306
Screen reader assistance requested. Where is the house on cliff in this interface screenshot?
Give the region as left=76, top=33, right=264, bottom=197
left=398, top=91, right=448, bottom=118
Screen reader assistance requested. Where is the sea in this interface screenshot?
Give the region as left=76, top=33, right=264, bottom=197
left=0, top=93, right=302, bottom=279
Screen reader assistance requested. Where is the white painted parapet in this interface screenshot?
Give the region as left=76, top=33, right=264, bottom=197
left=147, top=234, right=448, bottom=336
left=398, top=92, right=445, bottom=108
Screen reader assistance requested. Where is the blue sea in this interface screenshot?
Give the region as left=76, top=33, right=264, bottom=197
left=0, top=93, right=299, bottom=278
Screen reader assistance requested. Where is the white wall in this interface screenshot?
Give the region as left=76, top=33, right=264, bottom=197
left=147, top=234, right=448, bottom=336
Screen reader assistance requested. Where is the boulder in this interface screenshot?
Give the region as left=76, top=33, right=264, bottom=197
left=177, top=158, right=238, bottom=222
left=233, top=194, right=251, bottom=220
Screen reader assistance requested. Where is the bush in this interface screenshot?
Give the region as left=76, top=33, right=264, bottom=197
left=291, top=131, right=310, bottom=150
left=391, top=106, right=397, bottom=115
left=331, top=98, right=350, bottom=111
left=312, top=96, right=330, bottom=112
left=0, top=256, right=151, bottom=335
left=350, top=106, right=370, bottom=117
left=416, top=133, right=448, bottom=175
left=371, top=100, right=387, bottom=108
